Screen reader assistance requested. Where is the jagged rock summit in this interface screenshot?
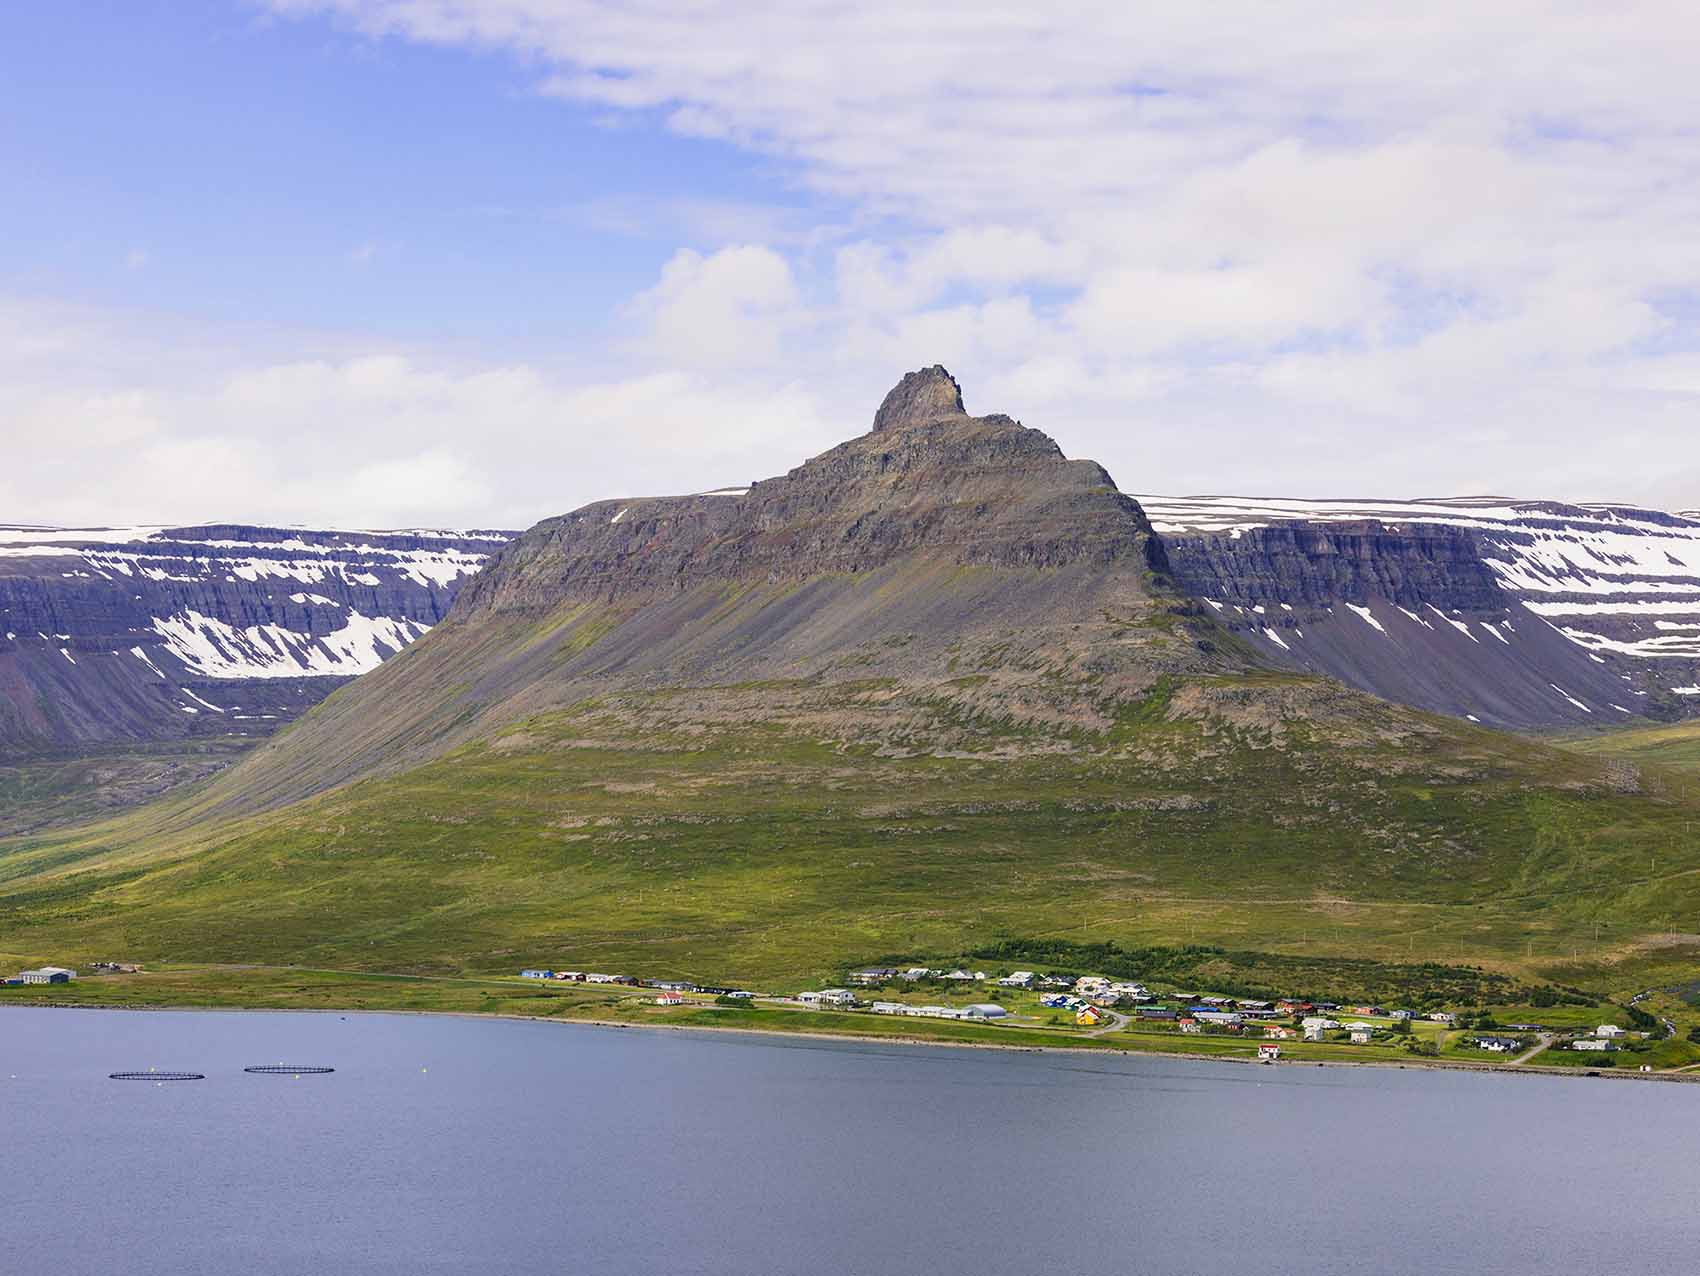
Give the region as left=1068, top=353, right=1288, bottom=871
left=871, top=364, right=967, bottom=431
left=460, top=366, right=1158, bottom=615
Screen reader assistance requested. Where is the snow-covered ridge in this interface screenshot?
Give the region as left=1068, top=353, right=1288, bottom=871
left=1139, top=494, right=1700, bottom=663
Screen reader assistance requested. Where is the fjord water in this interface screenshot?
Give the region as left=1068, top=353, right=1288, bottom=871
left=3, top=1008, right=1695, bottom=1275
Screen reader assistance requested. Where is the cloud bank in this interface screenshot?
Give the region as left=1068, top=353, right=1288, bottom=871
left=11, top=3, right=1700, bottom=526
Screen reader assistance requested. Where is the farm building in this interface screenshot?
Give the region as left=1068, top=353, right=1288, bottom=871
left=18, top=967, right=76, bottom=985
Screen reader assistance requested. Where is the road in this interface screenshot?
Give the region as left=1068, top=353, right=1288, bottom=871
left=1084, top=1008, right=1130, bottom=1037
left=1510, top=1034, right=1553, bottom=1065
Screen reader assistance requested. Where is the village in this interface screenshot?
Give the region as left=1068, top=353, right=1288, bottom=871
left=512, top=963, right=1676, bottom=1071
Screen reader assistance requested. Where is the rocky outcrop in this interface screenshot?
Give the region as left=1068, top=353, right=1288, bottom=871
left=461, top=380, right=1164, bottom=614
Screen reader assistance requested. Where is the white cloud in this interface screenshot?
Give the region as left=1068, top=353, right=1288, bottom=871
left=628, top=245, right=803, bottom=367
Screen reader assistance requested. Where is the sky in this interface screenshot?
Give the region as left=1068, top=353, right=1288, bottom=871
left=6, top=1, right=1700, bottom=529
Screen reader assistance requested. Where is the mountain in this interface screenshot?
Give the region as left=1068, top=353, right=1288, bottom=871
left=5, top=367, right=1698, bottom=997
left=0, top=522, right=511, bottom=754
left=1144, top=496, right=1700, bottom=728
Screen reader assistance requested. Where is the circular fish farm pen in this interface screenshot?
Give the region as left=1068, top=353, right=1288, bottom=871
left=243, top=1065, right=335, bottom=1075
left=109, top=1071, right=204, bottom=1081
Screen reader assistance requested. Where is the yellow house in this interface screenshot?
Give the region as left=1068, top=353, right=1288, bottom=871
left=1076, top=1005, right=1105, bottom=1027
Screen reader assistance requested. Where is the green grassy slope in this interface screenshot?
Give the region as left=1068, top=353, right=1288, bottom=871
left=5, top=667, right=1698, bottom=993
left=1560, top=720, right=1700, bottom=773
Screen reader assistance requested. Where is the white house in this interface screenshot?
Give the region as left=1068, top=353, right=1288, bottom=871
left=1596, top=1024, right=1626, bottom=1039
left=997, top=971, right=1036, bottom=988
left=1572, top=1038, right=1615, bottom=1052
left=798, top=988, right=856, bottom=1007
left=1474, top=1036, right=1521, bottom=1053
left=1427, top=1012, right=1457, bottom=1024
left=870, top=1001, right=906, bottom=1015
left=1074, top=976, right=1111, bottom=997
left=1257, top=1044, right=1282, bottom=1062
left=1349, top=1026, right=1374, bottom=1044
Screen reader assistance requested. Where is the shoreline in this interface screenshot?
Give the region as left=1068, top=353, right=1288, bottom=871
left=6, top=999, right=1695, bottom=1084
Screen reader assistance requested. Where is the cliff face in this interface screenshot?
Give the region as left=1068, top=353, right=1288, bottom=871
left=1145, top=496, right=1700, bottom=725
left=0, top=524, right=510, bottom=754
left=1162, top=522, right=1506, bottom=612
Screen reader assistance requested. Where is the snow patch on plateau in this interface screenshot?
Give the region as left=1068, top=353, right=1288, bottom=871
left=151, top=609, right=432, bottom=679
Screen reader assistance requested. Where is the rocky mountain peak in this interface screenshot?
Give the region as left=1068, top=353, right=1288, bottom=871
left=871, top=365, right=966, bottom=432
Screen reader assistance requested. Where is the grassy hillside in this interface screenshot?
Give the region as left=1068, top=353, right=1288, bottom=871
left=1559, top=720, right=1700, bottom=774
left=5, top=667, right=1699, bottom=995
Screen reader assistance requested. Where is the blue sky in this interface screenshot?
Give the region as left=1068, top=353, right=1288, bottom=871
left=6, top=2, right=794, bottom=352
left=5, top=2, right=1700, bottom=527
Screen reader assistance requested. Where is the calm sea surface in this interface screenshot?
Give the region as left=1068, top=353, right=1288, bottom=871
left=3, top=1006, right=1696, bottom=1275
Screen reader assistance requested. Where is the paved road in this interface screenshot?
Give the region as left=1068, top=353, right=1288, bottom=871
left=1084, top=1008, right=1130, bottom=1037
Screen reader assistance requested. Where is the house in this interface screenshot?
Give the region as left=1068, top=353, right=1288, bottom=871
left=723, top=990, right=754, bottom=1000
left=1040, top=993, right=1072, bottom=1009
left=1303, top=1023, right=1326, bottom=1042
left=798, top=988, right=856, bottom=1007
left=1596, top=1024, right=1626, bottom=1039
left=1076, top=1005, right=1106, bottom=1027
left=1474, top=1036, right=1522, bottom=1053
left=1178, top=1018, right=1202, bottom=1035
left=1349, top=1026, right=1374, bottom=1044
left=1353, top=1005, right=1386, bottom=1017
left=997, top=971, right=1035, bottom=988
left=1257, top=1044, right=1282, bottom=1062
left=1194, top=1010, right=1242, bottom=1026
left=1075, top=976, right=1111, bottom=997
left=90, top=962, right=142, bottom=974
left=870, top=1001, right=906, bottom=1015
left=584, top=973, right=622, bottom=984
left=902, top=967, right=936, bottom=981
left=655, top=992, right=686, bottom=1005
left=519, top=969, right=554, bottom=980
left=1427, top=1012, right=1457, bottom=1025
left=1039, top=975, right=1072, bottom=988
left=942, top=969, right=984, bottom=982
left=1390, top=1009, right=1414, bottom=1021
left=18, top=967, right=75, bottom=985
left=962, top=1003, right=1008, bottom=1019
left=1572, top=1038, right=1615, bottom=1052
left=1137, top=1006, right=1178, bottom=1021
left=1302, top=1017, right=1340, bottom=1032
left=555, top=971, right=585, bottom=981
left=1263, top=1025, right=1296, bottom=1040
left=850, top=968, right=897, bottom=985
